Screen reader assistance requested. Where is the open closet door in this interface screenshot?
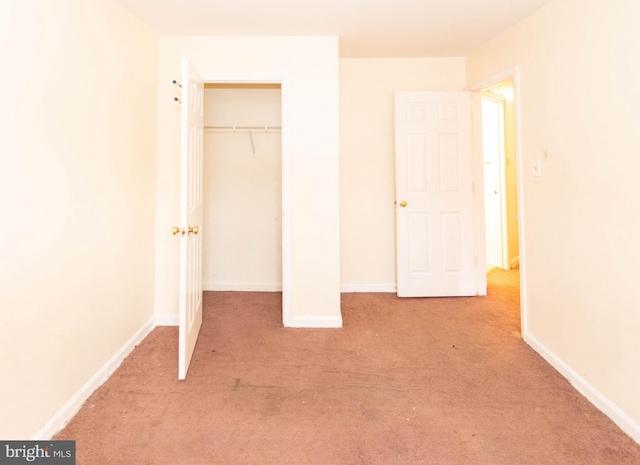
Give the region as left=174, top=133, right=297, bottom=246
left=178, top=58, right=204, bottom=380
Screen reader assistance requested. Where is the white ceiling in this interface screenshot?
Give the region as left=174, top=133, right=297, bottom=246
left=114, top=0, right=553, bottom=58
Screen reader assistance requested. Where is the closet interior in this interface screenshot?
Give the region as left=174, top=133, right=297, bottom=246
left=202, top=83, right=283, bottom=291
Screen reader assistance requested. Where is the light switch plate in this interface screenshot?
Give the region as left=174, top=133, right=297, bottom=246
left=533, top=159, right=542, bottom=177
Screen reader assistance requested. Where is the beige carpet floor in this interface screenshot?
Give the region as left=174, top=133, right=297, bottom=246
left=55, top=269, right=640, bottom=464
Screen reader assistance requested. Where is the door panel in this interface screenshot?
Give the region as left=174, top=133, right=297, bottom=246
left=395, top=92, right=477, bottom=297
left=439, top=133, right=461, bottom=191
left=408, top=213, right=430, bottom=273
left=441, top=212, right=463, bottom=272
left=178, top=59, right=204, bottom=380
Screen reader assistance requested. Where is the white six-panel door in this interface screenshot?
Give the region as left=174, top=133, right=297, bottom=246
left=178, top=59, right=204, bottom=380
left=395, top=92, right=478, bottom=297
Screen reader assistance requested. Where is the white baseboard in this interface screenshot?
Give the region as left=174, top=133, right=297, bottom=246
left=510, top=256, right=520, bottom=268
left=204, top=283, right=282, bottom=292
left=526, top=333, right=640, bottom=444
left=33, top=316, right=157, bottom=440
left=155, top=314, right=179, bottom=326
left=340, top=283, right=396, bottom=293
left=285, top=315, right=343, bottom=328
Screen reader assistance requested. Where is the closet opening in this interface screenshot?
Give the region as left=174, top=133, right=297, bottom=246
left=202, top=83, right=283, bottom=299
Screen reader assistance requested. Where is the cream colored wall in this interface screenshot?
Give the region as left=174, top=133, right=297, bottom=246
left=155, top=37, right=341, bottom=326
left=203, top=85, right=282, bottom=290
left=467, top=0, right=640, bottom=437
left=339, top=58, right=466, bottom=290
left=0, top=0, right=158, bottom=439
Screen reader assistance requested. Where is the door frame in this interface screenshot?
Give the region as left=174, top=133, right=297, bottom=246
left=201, top=72, right=291, bottom=326
left=468, top=67, right=528, bottom=338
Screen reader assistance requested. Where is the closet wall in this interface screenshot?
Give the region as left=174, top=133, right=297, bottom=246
left=203, top=84, right=282, bottom=290
left=155, top=36, right=341, bottom=327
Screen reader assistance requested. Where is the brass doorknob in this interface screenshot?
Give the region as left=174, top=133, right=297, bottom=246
left=399, top=201, right=408, bottom=207
left=188, top=225, right=199, bottom=235
left=171, top=226, right=184, bottom=236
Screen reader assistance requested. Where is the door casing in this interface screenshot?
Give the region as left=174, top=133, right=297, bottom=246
left=468, top=67, right=527, bottom=338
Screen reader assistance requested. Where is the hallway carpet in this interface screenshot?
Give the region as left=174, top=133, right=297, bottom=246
left=55, top=270, right=640, bottom=464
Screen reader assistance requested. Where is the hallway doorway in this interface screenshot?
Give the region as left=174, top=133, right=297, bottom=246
left=481, top=80, right=520, bottom=272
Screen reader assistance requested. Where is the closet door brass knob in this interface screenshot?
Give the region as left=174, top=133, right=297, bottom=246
left=172, top=226, right=183, bottom=236
left=188, top=226, right=199, bottom=235
left=399, top=201, right=408, bottom=207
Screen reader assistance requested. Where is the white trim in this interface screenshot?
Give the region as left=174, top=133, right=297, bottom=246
left=280, top=77, right=292, bottom=328
left=467, top=68, right=520, bottom=93
left=526, top=334, right=640, bottom=444
left=155, top=314, right=179, bottom=326
left=340, top=283, right=396, bottom=293
left=510, top=256, right=520, bottom=269
left=203, top=283, right=282, bottom=292
left=286, top=315, right=343, bottom=328
left=467, top=66, right=527, bottom=336
left=471, top=92, right=488, bottom=296
left=32, top=316, right=156, bottom=440
left=201, top=72, right=285, bottom=84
